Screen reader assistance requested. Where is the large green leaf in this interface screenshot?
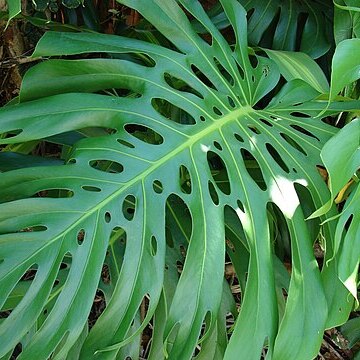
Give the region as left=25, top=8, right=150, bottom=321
left=0, top=1, right=357, bottom=359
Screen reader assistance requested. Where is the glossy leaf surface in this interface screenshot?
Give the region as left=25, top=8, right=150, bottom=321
left=0, top=1, right=357, bottom=359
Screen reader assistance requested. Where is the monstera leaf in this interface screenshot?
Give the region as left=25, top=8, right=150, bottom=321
left=0, top=1, right=357, bottom=359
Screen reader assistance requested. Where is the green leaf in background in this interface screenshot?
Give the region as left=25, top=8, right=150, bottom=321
left=334, top=0, right=360, bottom=43
left=321, top=119, right=359, bottom=208
left=4, top=0, right=21, bottom=26
left=0, top=0, right=358, bottom=359
left=200, top=0, right=332, bottom=58
left=263, top=49, right=329, bottom=93
left=334, top=0, right=360, bottom=12
left=329, top=38, right=360, bottom=100
left=318, top=119, right=359, bottom=302
left=336, top=180, right=360, bottom=303
left=341, top=316, right=360, bottom=348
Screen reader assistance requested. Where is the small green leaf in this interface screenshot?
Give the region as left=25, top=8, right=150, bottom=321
left=340, top=316, right=360, bottom=348
left=5, top=0, right=21, bottom=25
left=264, top=49, right=329, bottom=93
left=330, top=39, right=360, bottom=100
left=312, top=118, right=360, bottom=217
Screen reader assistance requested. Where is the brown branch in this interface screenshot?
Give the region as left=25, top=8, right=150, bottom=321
left=0, top=56, right=42, bottom=69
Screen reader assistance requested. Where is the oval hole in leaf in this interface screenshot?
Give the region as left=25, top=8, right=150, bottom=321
left=213, top=106, right=223, bottom=116
left=82, top=185, right=101, bottom=192
left=198, top=310, right=212, bottom=344
left=208, top=181, right=219, bottom=205
left=34, top=189, right=74, bottom=198
left=0, top=310, right=11, bottom=319
left=290, top=111, right=311, bottom=118
left=344, top=214, right=354, bottom=231
left=133, top=53, right=156, bottom=67
left=19, top=225, right=47, bottom=232
left=176, top=260, right=183, bottom=276
left=164, top=73, right=204, bottom=99
left=104, top=212, right=111, bottom=223
left=89, top=160, right=124, bottom=174
left=236, top=62, right=245, bottom=79
left=77, top=229, right=85, bottom=245
left=224, top=204, right=248, bottom=279
left=234, top=133, right=244, bottom=143
left=240, top=149, right=267, bottom=191
left=103, top=88, right=141, bottom=98
left=290, top=125, right=320, bottom=141
left=21, top=264, right=38, bottom=281
left=179, top=165, right=192, bottom=194
left=207, top=151, right=231, bottom=195
left=152, top=98, right=196, bottom=125
left=249, top=55, right=259, bottom=69
left=110, top=226, right=127, bottom=248
left=260, top=118, right=273, bottom=127
left=2, top=264, right=38, bottom=313
left=248, top=125, right=261, bottom=134
left=294, top=183, right=321, bottom=243
left=60, top=252, right=72, bottom=270
left=122, top=195, right=136, bottom=221
left=213, top=141, right=222, bottom=151
left=1, top=129, right=22, bottom=139
left=179, top=244, right=186, bottom=257
left=265, top=143, right=290, bottom=173
left=280, top=133, right=307, bottom=156
left=165, top=227, right=174, bottom=248
left=153, top=180, right=163, bottom=194
left=237, top=199, right=245, bottom=213
left=166, top=194, right=193, bottom=245
left=101, top=264, right=110, bottom=285
left=10, top=344, right=22, bottom=358
left=124, top=124, right=164, bottom=145
left=200, top=116, right=206, bottom=122
left=151, top=236, right=157, bottom=256
left=191, top=64, right=217, bottom=90
left=228, top=96, right=236, bottom=108
left=88, top=290, right=106, bottom=329
left=267, top=202, right=291, bottom=264
left=214, top=57, right=235, bottom=86
left=117, top=139, right=135, bottom=148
